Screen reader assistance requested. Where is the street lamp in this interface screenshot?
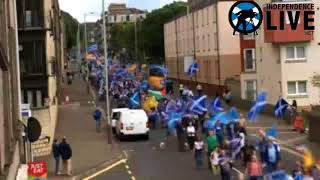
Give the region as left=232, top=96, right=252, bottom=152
left=83, top=12, right=96, bottom=57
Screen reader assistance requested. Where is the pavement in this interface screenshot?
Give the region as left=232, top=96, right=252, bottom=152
left=35, top=75, right=123, bottom=180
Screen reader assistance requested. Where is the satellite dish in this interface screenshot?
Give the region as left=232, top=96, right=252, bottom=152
left=27, top=117, right=42, bottom=143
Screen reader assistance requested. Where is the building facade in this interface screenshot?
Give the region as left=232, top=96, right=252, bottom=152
left=0, top=0, right=23, bottom=179
left=16, top=0, right=64, bottom=157
left=164, top=0, right=241, bottom=96
left=107, top=3, right=147, bottom=24
left=240, top=0, right=320, bottom=107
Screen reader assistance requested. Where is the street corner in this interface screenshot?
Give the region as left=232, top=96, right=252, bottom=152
left=73, top=152, right=127, bottom=180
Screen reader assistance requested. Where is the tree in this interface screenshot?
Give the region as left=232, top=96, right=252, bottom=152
left=108, top=1, right=187, bottom=64
left=139, top=1, right=188, bottom=63
left=61, top=11, right=80, bottom=50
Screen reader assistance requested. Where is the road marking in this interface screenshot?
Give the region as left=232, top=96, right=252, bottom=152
left=82, top=159, right=127, bottom=180
left=123, top=150, right=129, bottom=159
left=281, top=136, right=307, bottom=144
left=131, top=176, right=136, bottom=180
left=247, top=126, right=291, bottom=131
left=127, top=170, right=132, bottom=175
left=232, top=167, right=244, bottom=176
left=125, top=165, right=129, bottom=169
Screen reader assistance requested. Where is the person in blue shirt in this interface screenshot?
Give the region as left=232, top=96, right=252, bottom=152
left=93, top=107, right=102, bottom=133
left=52, top=139, right=61, bottom=175
left=264, top=137, right=281, bottom=172
left=215, top=120, right=225, bottom=147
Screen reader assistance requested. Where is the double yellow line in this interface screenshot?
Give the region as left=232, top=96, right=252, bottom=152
left=82, top=159, right=127, bottom=180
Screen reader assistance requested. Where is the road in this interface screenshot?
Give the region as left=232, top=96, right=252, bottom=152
left=93, top=126, right=304, bottom=180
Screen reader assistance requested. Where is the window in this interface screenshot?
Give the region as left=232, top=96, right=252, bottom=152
left=244, top=49, right=255, bottom=71
left=19, top=41, right=46, bottom=75
left=285, top=46, right=306, bottom=60
left=286, top=11, right=300, bottom=24
left=126, top=15, right=130, bottom=21
left=287, top=81, right=307, bottom=96
left=245, top=80, right=257, bottom=100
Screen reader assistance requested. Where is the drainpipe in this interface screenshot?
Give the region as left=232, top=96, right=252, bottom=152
left=192, top=9, right=198, bottom=85
left=175, top=20, right=179, bottom=81
left=215, top=2, right=221, bottom=91
left=13, top=0, right=25, bottom=162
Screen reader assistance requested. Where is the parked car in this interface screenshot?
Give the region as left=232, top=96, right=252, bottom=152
left=114, top=109, right=150, bottom=141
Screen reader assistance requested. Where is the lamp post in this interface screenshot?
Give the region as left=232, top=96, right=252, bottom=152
left=102, top=0, right=112, bottom=144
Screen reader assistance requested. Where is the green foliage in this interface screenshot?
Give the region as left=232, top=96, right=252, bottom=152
left=61, top=11, right=80, bottom=50
left=109, top=1, right=187, bottom=63
left=140, top=1, right=187, bottom=63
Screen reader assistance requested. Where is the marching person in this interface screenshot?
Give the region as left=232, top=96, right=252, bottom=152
left=186, top=121, right=196, bottom=150
left=59, top=137, right=72, bottom=176
left=194, top=136, right=205, bottom=169
left=206, top=130, right=218, bottom=170
left=257, top=130, right=268, bottom=164
left=179, top=84, right=184, bottom=96
left=264, top=137, right=281, bottom=172
left=93, top=107, right=102, bottom=133
left=52, top=139, right=61, bottom=175
left=215, top=120, right=225, bottom=147
left=218, top=150, right=233, bottom=180
left=176, top=121, right=186, bottom=152
left=293, top=113, right=305, bottom=133
left=245, top=155, right=263, bottom=180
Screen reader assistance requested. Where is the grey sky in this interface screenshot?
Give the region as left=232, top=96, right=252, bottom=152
left=59, top=0, right=186, bottom=23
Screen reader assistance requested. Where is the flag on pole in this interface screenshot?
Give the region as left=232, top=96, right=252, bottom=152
left=211, top=97, right=224, bottom=113
left=88, top=44, right=98, bottom=52
left=266, top=124, right=278, bottom=138
left=274, top=97, right=289, bottom=118
left=189, top=95, right=207, bottom=115
left=248, top=91, right=267, bottom=122
left=187, top=61, right=199, bottom=77
left=148, top=89, right=166, bottom=100
left=129, top=92, right=140, bottom=108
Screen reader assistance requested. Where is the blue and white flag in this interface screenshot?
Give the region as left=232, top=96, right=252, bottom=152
left=214, top=112, right=230, bottom=125
left=167, top=112, right=182, bottom=129
left=211, top=97, right=224, bottom=113
left=229, top=107, right=239, bottom=122
left=88, top=44, right=98, bottom=52
left=248, top=91, right=267, bottom=122
left=189, top=95, right=207, bottom=115
left=187, top=61, right=199, bottom=77
left=274, top=97, right=289, bottom=118
left=129, top=92, right=140, bottom=108
left=266, top=124, right=279, bottom=138
left=150, top=65, right=168, bottom=77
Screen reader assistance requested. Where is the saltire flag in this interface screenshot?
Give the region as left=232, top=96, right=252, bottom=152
left=274, top=97, right=289, bottom=118
left=293, top=174, right=303, bottom=180
left=150, top=65, right=168, bottom=77
left=167, top=112, right=183, bottom=130
left=211, top=97, right=224, bottom=113
left=248, top=91, right=267, bottom=122
left=204, top=117, right=218, bottom=130
left=88, top=44, right=98, bottom=52
left=139, top=80, right=149, bottom=91
left=129, top=92, right=140, bottom=108
left=214, top=112, right=230, bottom=125
left=148, top=89, right=166, bottom=100
left=189, top=95, right=207, bottom=115
left=266, top=124, right=278, bottom=138
left=187, top=61, right=199, bottom=77
left=229, top=107, right=239, bottom=122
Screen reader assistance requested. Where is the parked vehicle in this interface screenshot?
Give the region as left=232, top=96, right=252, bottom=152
left=114, top=109, right=150, bottom=141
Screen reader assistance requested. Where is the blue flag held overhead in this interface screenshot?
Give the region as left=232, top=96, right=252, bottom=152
left=248, top=91, right=267, bottom=122
left=275, top=97, right=289, bottom=118
left=88, top=44, right=98, bottom=52
left=187, top=61, right=199, bottom=77
left=189, top=95, right=207, bottom=115
left=266, top=124, right=279, bottom=138
left=229, top=107, right=239, bottom=122
left=129, top=92, right=140, bottom=108
left=211, top=97, right=224, bottom=113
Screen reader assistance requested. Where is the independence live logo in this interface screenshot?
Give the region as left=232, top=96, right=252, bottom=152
left=228, top=1, right=315, bottom=35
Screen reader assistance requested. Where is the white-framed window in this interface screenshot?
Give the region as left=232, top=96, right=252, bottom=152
left=285, top=46, right=306, bottom=60
left=245, top=80, right=257, bottom=100
left=287, top=81, right=307, bottom=96
left=244, top=49, right=256, bottom=71
left=286, top=11, right=301, bottom=24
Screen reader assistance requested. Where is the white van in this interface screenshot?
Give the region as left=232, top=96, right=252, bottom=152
left=111, top=108, right=129, bottom=133
left=115, top=109, right=150, bottom=140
